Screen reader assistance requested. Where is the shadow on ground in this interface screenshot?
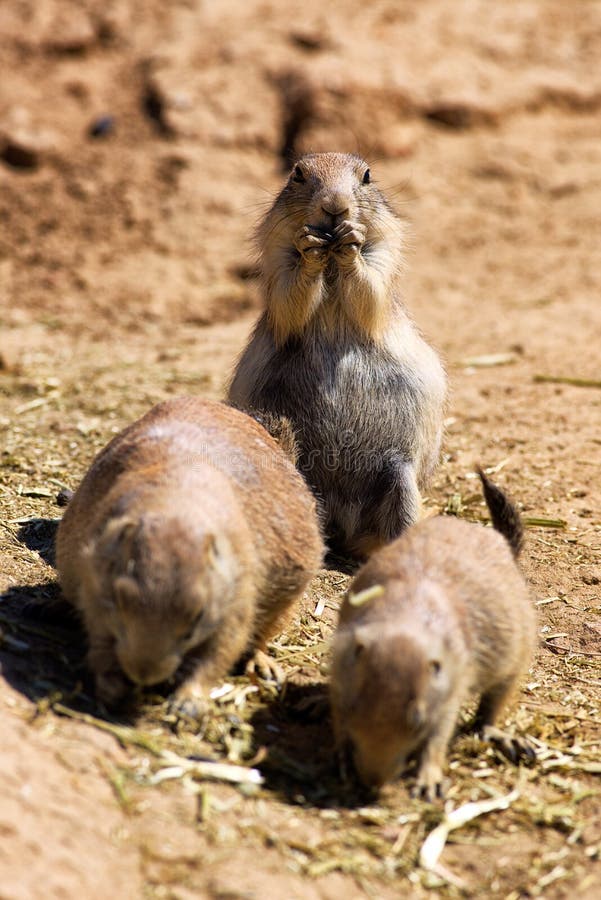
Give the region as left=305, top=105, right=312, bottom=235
left=17, top=516, right=60, bottom=567
left=0, top=578, right=92, bottom=704
left=6, top=518, right=371, bottom=810
left=250, top=681, right=373, bottom=810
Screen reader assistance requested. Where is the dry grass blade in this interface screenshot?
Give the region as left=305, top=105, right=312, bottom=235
left=98, top=759, right=132, bottom=812
left=271, top=639, right=330, bottom=662
left=53, top=703, right=264, bottom=786
left=52, top=703, right=164, bottom=755
left=534, top=374, right=601, bottom=389
left=14, top=397, right=50, bottom=414
left=150, top=749, right=264, bottom=786
left=348, top=584, right=385, bottom=607
left=539, top=753, right=601, bottom=775
left=522, top=517, right=567, bottom=529
left=419, top=786, right=521, bottom=887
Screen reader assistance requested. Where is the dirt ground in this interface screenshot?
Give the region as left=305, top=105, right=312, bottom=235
left=1, top=1, right=600, bottom=897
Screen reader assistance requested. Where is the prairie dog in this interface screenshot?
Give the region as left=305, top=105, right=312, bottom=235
left=56, top=397, right=323, bottom=712
left=329, top=469, right=536, bottom=799
left=228, top=152, right=446, bottom=559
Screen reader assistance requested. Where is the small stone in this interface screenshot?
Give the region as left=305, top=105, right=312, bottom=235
left=56, top=488, right=74, bottom=507
left=289, top=29, right=334, bottom=52
left=582, top=573, right=600, bottom=586
left=88, top=116, right=115, bottom=138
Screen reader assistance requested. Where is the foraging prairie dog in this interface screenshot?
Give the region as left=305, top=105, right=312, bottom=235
left=329, top=469, right=536, bottom=799
left=56, top=397, right=323, bottom=712
left=228, top=152, right=446, bottom=559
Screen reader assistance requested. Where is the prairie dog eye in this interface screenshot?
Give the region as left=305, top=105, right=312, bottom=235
left=362, top=168, right=371, bottom=185
left=430, top=659, right=441, bottom=676
left=292, top=164, right=305, bottom=184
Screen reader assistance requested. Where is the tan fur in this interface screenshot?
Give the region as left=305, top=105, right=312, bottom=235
left=56, top=397, right=323, bottom=711
left=257, top=152, right=404, bottom=345
left=228, top=152, right=446, bottom=558
left=330, top=515, right=536, bottom=798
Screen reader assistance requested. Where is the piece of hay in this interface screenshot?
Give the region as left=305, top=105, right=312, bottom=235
left=419, top=786, right=521, bottom=887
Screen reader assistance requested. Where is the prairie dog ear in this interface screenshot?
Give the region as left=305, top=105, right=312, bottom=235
left=102, top=516, right=138, bottom=543
left=113, top=575, right=141, bottom=610
left=100, top=517, right=139, bottom=571
left=202, top=533, right=233, bottom=579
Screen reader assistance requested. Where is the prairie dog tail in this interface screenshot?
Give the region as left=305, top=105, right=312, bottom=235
left=476, top=466, right=524, bottom=558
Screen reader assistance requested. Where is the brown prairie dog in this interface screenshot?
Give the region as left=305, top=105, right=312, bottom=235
left=228, top=152, right=446, bottom=560
left=56, top=397, right=323, bottom=713
left=329, top=469, right=536, bottom=799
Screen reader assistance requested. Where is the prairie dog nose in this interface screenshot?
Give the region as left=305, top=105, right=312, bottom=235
left=121, top=655, right=175, bottom=686
left=320, top=189, right=350, bottom=220
left=125, top=660, right=156, bottom=685
left=321, top=203, right=350, bottom=221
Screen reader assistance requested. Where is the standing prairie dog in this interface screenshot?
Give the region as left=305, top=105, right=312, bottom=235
left=329, top=469, right=536, bottom=799
left=228, top=152, right=446, bottom=559
left=56, top=397, right=323, bottom=713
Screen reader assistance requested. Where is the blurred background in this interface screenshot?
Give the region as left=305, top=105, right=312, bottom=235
left=1, top=0, right=599, bottom=354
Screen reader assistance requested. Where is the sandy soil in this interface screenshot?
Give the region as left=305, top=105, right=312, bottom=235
left=1, top=1, right=600, bottom=897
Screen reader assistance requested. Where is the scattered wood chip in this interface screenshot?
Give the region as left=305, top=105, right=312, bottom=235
left=313, top=595, right=326, bottom=616
left=148, top=759, right=263, bottom=787
left=462, top=353, right=517, bottom=368
left=150, top=749, right=263, bottom=786
left=15, top=397, right=49, bottom=414
left=18, top=487, right=55, bottom=498
left=7, top=515, right=61, bottom=525
left=209, top=683, right=236, bottom=701
left=482, top=458, right=511, bottom=475
left=52, top=703, right=264, bottom=787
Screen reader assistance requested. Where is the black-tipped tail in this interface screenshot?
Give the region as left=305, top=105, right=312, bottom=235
left=476, top=466, right=523, bottom=558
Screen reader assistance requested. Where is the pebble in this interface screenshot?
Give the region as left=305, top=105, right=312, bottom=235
left=88, top=116, right=115, bottom=138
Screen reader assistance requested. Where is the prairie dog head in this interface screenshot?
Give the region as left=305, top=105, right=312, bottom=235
left=259, top=152, right=403, bottom=256
left=331, top=588, right=455, bottom=788
left=81, top=514, right=236, bottom=687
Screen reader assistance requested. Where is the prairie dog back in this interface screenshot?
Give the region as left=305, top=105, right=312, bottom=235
left=228, top=152, right=446, bottom=559
left=330, top=473, right=536, bottom=798
left=56, top=397, right=323, bottom=712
